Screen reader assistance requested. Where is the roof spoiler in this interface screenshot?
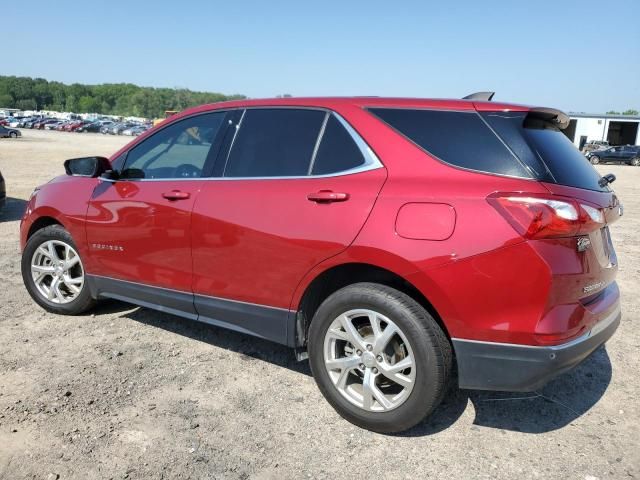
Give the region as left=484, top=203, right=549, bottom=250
left=463, top=91, right=495, bottom=101
left=526, top=107, right=570, bottom=130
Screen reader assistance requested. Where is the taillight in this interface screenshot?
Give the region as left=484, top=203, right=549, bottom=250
left=487, top=193, right=605, bottom=239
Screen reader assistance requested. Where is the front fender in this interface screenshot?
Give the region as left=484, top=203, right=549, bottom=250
left=20, top=176, right=97, bottom=267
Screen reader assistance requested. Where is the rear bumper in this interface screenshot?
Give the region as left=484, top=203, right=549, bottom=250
left=453, top=302, right=621, bottom=391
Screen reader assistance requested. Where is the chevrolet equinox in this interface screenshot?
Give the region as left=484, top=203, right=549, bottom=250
left=20, top=93, right=622, bottom=433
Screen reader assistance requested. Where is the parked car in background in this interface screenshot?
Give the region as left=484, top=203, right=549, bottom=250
left=0, top=118, right=8, bottom=126
left=18, top=117, right=40, bottom=128
left=46, top=121, right=65, bottom=130
left=122, top=125, right=148, bottom=136
left=587, top=145, right=640, bottom=166
left=108, top=122, right=136, bottom=135
left=62, top=121, right=86, bottom=132
left=19, top=95, right=623, bottom=433
left=77, top=122, right=104, bottom=133
left=23, top=118, right=44, bottom=128
left=583, top=140, right=609, bottom=154
left=34, top=119, right=58, bottom=129
left=67, top=121, right=89, bottom=132
left=0, top=126, right=21, bottom=138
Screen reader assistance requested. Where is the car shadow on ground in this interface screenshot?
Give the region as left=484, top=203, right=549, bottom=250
left=402, top=346, right=612, bottom=436
left=0, top=197, right=27, bottom=222
left=104, top=300, right=311, bottom=377
left=103, top=301, right=613, bottom=437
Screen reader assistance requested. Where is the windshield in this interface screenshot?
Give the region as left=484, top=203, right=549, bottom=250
left=481, top=111, right=608, bottom=192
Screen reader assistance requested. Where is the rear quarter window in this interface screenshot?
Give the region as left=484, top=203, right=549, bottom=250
left=368, top=108, right=533, bottom=178
left=311, top=115, right=366, bottom=175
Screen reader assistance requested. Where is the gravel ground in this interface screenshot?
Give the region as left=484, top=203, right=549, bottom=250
left=0, top=129, right=638, bottom=480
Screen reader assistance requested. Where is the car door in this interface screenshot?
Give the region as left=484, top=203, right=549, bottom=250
left=619, top=146, right=634, bottom=162
left=85, top=111, right=230, bottom=316
left=597, top=147, right=613, bottom=162
left=190, top=108, right=387, bottom=344
left=607, top=147, right=623, bottom=162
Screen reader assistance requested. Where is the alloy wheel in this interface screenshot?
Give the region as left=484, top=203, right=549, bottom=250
left=323, top=309, right=416, bottom=412
left=30, top=240, right=84, bottom=304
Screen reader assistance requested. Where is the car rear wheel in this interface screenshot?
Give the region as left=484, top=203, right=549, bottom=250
left=9, top=132, right=17, bottom=138
left=590, top=155, right=600, bottom=165
left=308, top=283, right=451, bottom=433
left=630, top=157, right=640, bottom=166
left=21, top=225, right=95, bottom=315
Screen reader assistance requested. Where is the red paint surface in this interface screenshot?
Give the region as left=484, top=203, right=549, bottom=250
left=395, top=203, right=456, bottom=240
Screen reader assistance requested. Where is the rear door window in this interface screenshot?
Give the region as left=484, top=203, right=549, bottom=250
left=368, top=108, right=533, bottom=178
left=223, top=109, right=325, bottom=177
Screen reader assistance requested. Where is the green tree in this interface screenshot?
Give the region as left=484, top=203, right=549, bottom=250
left=622, top=109, right=638, bottom=116
left=0, top=75, right=246, bottom=117
left=0, top=93, right=14, bottom=108
left=16, top=98, right=37, bottom=111
left=78, top=96, right=99, bottom=113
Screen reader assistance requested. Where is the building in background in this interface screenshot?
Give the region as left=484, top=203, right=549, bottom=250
left=565, top=113, right=640, bottom=150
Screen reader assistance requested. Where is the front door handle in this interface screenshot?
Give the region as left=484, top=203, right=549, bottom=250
left=307, top=190, right=350, bottom=203
left=162, top=190, right=191, bottom=201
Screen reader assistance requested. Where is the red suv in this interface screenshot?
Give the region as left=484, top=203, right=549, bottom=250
left=20, top=94, right=622, bottom=433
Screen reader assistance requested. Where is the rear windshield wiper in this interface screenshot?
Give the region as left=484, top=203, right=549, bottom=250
left=598, top=173, right=616, bottom=188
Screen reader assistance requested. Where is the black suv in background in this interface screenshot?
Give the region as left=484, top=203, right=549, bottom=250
left=587, top=145, right=640, bottom=166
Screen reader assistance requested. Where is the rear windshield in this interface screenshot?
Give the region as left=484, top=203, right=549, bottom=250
left=369, top=108, right=607, bottom=192
left=482, top=111, right=607, bottom=192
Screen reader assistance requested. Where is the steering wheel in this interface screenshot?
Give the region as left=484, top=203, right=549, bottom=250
left=174, top=163, right=201, bottom=178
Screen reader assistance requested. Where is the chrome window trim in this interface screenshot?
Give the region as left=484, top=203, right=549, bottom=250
left=106, top=107, right=384, bottom=183
left=307, top=112, right=330, bottom=175
left=221, top=108, right=246, bottom=176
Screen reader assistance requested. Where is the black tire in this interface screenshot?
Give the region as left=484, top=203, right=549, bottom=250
left=9, top=132, right=17, bottom=138
left=308, top=283, right=452, bottom=433
left=630, top=157, right=640, bottom=167
left=590, top=155, right=600, bottom=165
left=21, top=224, right=95, bottom=315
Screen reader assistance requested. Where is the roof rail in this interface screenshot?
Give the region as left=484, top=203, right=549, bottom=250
left=463, top=91, right=495, bottom=101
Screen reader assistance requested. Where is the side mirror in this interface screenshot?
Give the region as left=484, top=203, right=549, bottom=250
left=64, top=156, right=111, bottom=177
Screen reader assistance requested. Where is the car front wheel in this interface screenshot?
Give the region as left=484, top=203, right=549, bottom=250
left=21, top=225, right=95, bottom=315
left=630, top=157, right=640, bottom=166
left=308, top=283, right=452, bottom=433
left=590, top=155, right=600, bottom=165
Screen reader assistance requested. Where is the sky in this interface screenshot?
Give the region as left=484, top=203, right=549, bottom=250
left=3, top=0, right=639, bottom=113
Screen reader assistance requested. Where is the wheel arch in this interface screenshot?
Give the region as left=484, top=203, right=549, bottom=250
left=293, top=262, right=450, bottom=348
left=26, top=216, right=63, bottom=241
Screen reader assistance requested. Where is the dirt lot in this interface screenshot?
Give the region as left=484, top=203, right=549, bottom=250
left=0, top=129, right=638, bottom=479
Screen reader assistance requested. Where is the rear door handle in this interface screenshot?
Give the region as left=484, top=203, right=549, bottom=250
left=162, top=190, right=191, bottom=201
left=307, top=190, right=350, bottom=203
